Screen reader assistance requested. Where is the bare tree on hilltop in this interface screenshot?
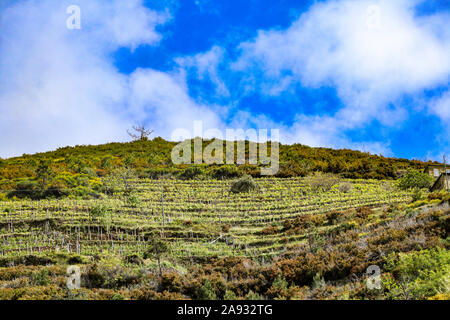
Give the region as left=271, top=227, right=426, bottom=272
left=127, top=124, right=154, bottom=141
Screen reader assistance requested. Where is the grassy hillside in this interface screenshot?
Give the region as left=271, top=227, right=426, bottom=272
left=0, top=177, right=448, bottom=300
left=0, top=139, right=448, bottom=300
left=0, top=137, right=432, bottom=199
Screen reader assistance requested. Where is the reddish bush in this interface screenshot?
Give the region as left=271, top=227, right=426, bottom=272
left=160, top=272, right=183, bottom=293
left=259, top=225, right=279, bottom=235
left=356, top=206, right=373, bottom=219
left=326, top=210, right=342, bottom=224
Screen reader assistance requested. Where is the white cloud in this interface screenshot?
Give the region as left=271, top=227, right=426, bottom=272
left=1, top=0, right=447, bottom=159
left=430, top=91, right=450, bottom=122
left=0, top=0, right=225, bottom=158
left=283, top=115, right=392, bottom=156
left=233, top=0, right=450, bottom=151
left=176, top=46, right=230, bottom=97
left=127, top=68, right=224, bottom=136
left=226, top=110, right=391, bottom=155
left=429, top=91, right=450, bottom=159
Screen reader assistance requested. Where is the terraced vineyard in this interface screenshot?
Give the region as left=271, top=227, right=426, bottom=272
left=0, top=178, right=412, bottom=262
left=1, top=175, right=449, bottom=301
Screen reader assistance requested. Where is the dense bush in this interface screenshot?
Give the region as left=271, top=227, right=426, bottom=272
left=42, top=180, right=70, bottom=198
left=145, top=168, right=178, bottom=179
left=411, top=188, right=425, bottom=202
left=83, top=254, right=141, bottom=289
left=179, top=167, right=204, bottom=180
left=124, top=254, right=144, bottom=266
left=356, top=206, right=373, bottom=219
left=195, top=279, right=218, bottom=300
left=230, top=175, right=258, bottom=194
left=211, top=165, right=241, bottom=179
left=398, top=170, right=434, bottom=190
left=31, top=269, right=51, bottom=286
left=283, top=215, right=312, bottom=234
left=223, top=290, right=238, bottom=300
left=326, top=210, right=343, bottom=225
left=382, top=247, right=450, bottom=300
left=160, top=272, right=183, bottom=293
left=125, top=194, right=141, bottom=208
left=305, top=173, right=341, bottom=192
left=259, top=225, right=279, bottom=235
left=144, top=238, right=171, bottom=277
left=102, top=168, right=137, bottom=195
left=7, top=180, right=40, bottom=199
left=338, top=182, right=353, bottom=193
left=89, top=205, right=113, bottom=232
left=7, top=173, right=98, bottom=200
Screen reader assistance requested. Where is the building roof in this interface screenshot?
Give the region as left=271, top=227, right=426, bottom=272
left=425, top=164, right=447, bottom=169
left=424, top=164, right=448, bottom=173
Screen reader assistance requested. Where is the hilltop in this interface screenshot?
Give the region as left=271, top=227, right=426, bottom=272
left=0, top=137, right=434, bottom=197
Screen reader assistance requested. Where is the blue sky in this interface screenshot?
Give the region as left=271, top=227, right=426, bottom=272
left=0, top=0, right=449, bottom=160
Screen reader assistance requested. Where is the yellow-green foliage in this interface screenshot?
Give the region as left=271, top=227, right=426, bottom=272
left=0, top=138, right=430, bottom=194
left=383, top=248, right=450, bottom=300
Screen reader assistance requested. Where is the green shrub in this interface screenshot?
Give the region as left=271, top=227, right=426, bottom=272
left=84, top=260, right=139, bottom=289
left=31, top=269, right=50, bottom=286
left=144, top=239, right=171, bottom=277
left=245, top=290, right=262, bottom=300
left=223, top=290, right=237, bottom=300
left=305, top=172, right=341, bottom=192
left=124, top=254, right=144, bottom=266
left=81, top=167, right=97, bottom=178
left=230, top=175, right=258, bottom=194
left=308, top=226, right=326, bottom=253
left=102, top=168, right=137, bottom=195
left=179, top=167, right=203, bottom=180
left=126, top=194, right=141, bottom=208
left=211, top=165, right=241, bottom=179
left=89, top=205, right=111, bottom=220
left=70, top=185, right=92, bottom=198
left=43, top=180, right=70, bottom=198
left=268, top=275, right=289, bottom=298
left=89, top=205, right=113, bottom=232
left=196, top=280, right=217, bottom=300
left=383, top=247, right=450, bottom=300
left=312, top=273, right=326, bottom=289
left=110, top=293, right=125, bottom=300
left=8, top=180, right=40, bottom=199
left=411, top=188, right=425, bottom=202
left=398, top=170, right=434, bottom=190
left=145, top=168, right=176, bottom=179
